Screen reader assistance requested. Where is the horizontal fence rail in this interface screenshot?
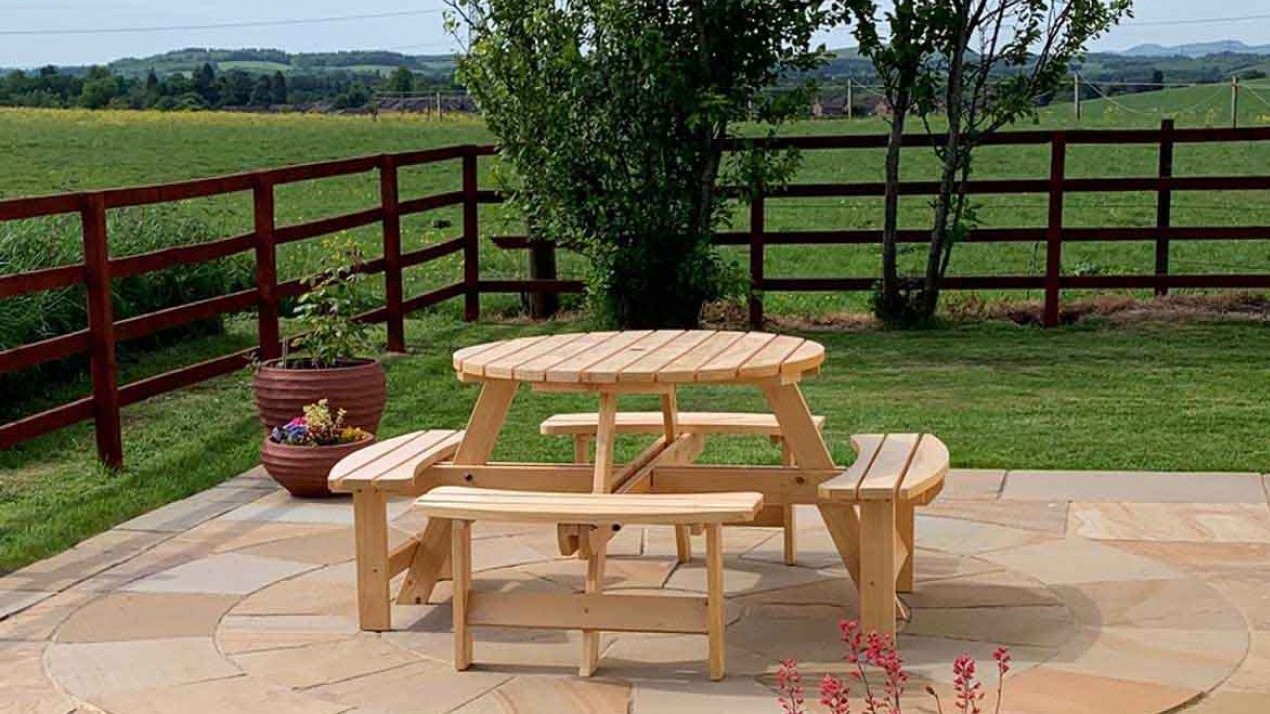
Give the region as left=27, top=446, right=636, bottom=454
left=3, top=120, right=1270, bottom=466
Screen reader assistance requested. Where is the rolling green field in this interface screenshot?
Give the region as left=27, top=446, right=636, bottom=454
left=3, top=84, right=1270, bottom=319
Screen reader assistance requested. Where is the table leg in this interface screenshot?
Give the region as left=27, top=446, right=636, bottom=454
left=352, top=490, right=391, bottom=631
left=859, top=501, right=898, bottom=637
left=761, top=382, right=834, bottom=469
left=661, top=389, right=694, bottom=563
left=592, top=391, right=619, bottom=493
left=706, top=523, right=726, bottom=681
left=399, top=379, right=519, bottom=610
left=780, top=440, right=797, bottom=566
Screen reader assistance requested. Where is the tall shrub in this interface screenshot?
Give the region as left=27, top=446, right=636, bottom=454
left=450, top=0, right=828, bottom=327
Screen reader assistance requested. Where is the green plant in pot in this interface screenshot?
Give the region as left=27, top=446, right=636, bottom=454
left=260, top=399, right=376, bottom=497
left=252, top=238, right=387, bottom=435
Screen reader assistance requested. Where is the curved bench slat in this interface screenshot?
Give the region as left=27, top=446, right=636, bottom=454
left=329, top=429, right=464, bottom=493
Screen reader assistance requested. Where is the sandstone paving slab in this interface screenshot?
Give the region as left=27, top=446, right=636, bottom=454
left=1068, top=502, right=1270, bottom=543
left=307, top=660, right=510, bottom=714
left=223, top=465, right=283, bottom=490
left=90, top=674, right=350, bottom=714
left=1045, top=626, right=1247, bottom=691
left=0, top=640, right=83, bottom=714
left=217, top=614, right=360, bottom=655
left=1051, top=578, right=1247, bottom=632
left=0, top=589, right=97, bottom=642
left=893, top=634, right=1053, bottom=685
left=45, top=636, right=240, bottom=699
left=0, top=529, right=169, bottom=593
left=169, top=519, right=346, bottom=554
left=914, top=516, right=1054, bottom=556
left=730, top=575, right=859, bottom=611
left=122, top=552, right=315, bottom=595
left=630, top=676, right=787, bottom=714
left=900, top=568, right=1064, bottom=609
left=55, top=592, right=239, bottom=643
left=1206, top=576, right=1270, bottom=631
left=520, top=556, right=676, bottom=591
left=0, top=589, right=51, bottom=619
left=1219, top=633, right=1270, bottom=692
left=998, top=667, right=1200, bottom=714
left=663, top=555, right=828, bottom=596
left=644, top=526, right=776, bottom=560
left=449, top=676, right=631, bottom=714
left=922, top=500, right=1069, bottom=534
left=980, top=538, right=1183, bottom=585
left=910, top=548, right=1005, bottom=583
left=941, top=469, right=1006, bottom=500
left=233, top=528, right=361, bottom=566
left=1183, top=692, right=1270, bottom=714
left=230, top=634, right=423, bottom=690
left=1106, top=541, right=1270, bottom=579
left=231, top=568, right=359, bottom=617
left=1003, top=471, right=1265, bottom=504
left=741, top=523, right=849, bottom=570
left=601, top=631, right=771, bottom=679
left=903, top=605, right=1077, bottom=648
left=220, top=491, right=410, bottom=525
left=116, top=486, right=272, bottom=533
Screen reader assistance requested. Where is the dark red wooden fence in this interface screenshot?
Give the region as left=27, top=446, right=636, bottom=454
left=3, top=121, right=1270, bottom=467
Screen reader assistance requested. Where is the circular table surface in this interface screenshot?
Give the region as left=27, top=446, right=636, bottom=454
left=453, top=330, right=825, bottom=385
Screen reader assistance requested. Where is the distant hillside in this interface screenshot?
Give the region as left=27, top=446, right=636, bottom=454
left=106, top=48, right=457, bottom=79
left=1119, top=41, right=1270, bottom=58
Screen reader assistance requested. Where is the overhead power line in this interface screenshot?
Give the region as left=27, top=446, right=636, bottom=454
left=0, top=9, right=444, bottom=36
left=1126, top=12, right=1270, bottom=27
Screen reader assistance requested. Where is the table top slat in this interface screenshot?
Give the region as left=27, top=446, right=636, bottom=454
left=695, top=332, right=780, bottom=382
left=613, top=331, right=715, bottom=382
left=655, top=331, right=745, bottom=382
left=511, top=331, right=621, bottom=381
left=737, top=335, right=806, bottom=379
left=455, top=335, right=550, bottom=377
left=780, top=340, right=827, bottom=378
left=581, top=330, right=685, bottom=382
left=543, top=330, right=654, bottom=382
left=482, top=333, right=588, bottom=379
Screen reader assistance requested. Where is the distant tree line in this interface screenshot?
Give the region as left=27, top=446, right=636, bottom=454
left=0, top=63, right=454, bottom=111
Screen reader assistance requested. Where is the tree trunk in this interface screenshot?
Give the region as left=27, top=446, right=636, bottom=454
left=880, top=89, right=910, bottom=312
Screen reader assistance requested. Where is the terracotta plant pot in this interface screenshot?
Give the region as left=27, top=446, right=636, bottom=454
left=253, top=358, right=387, bottom=434
left=260, top=434, right=376, bottom=498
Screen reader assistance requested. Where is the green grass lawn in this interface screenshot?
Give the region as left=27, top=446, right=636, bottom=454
left=3, top=314, right=1268, bottom=574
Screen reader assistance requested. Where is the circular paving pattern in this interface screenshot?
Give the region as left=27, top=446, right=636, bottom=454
left=18, top=491, right=1259, bottom=714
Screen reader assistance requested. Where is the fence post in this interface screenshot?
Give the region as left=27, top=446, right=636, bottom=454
left=1155, top=118, right=1174, bottom=298
left=81, top=192, right=123, bottom=469
left=462, top=147, right=480, bottom=321
left=1044, top=132, right=1066, bottom=328
left=379, top=155, right=406, bottom=351
left=527, top=234, right=560, bottom=320
left=748, top=191, right=766, bottom=330
left=253, top=174, right=281, bottom=360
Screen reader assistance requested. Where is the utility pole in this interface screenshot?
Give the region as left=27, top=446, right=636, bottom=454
left=1073, top=73, right=1081, bottom=121
left=1231, top=76, right=1240, bottom=129
left=846, top=78, right=853, bottom=120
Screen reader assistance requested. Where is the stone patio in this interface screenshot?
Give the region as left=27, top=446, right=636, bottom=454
left=2, top=467, right=1268, bottom=714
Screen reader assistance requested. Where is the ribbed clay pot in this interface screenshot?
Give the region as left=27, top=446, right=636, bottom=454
left=260, top=434, right=375, bottom=498
left=253, top=358, right=387, bottom=433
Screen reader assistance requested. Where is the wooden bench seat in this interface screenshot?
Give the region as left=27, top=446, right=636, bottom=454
left=414, top=486, right=765, bottom=680
left=817, top=433, right=949, bottom=636
left=542, top=411, right=825, bottom=566
left=329, top=429, right=465, bottom=494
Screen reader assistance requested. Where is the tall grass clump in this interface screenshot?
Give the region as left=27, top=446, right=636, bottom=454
left=0, top=205, right=253, bottom=418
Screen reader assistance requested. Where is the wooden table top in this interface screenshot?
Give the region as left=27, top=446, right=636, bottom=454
left=453, top=330, right=825, bottom=385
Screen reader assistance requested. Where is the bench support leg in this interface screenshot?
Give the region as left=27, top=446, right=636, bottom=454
left=674, top=526, right=693, bottom=564
left=859, top=501, right=898, bottom=637
left=705, top=523, right=726, bottom=681
left=452, top=519, right=473, bottom=670
left=397, top=517, right=452, bottom=604
left=896, top=501, right=915, bottom=593
left=353, top=490, right=391, bottom=632
left=780, top=439, right=797, bottom=565
left=580, top=528, right=607, bottom=677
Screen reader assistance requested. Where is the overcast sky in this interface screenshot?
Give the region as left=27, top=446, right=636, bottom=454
left=3, top=1, right=1270, bottom=68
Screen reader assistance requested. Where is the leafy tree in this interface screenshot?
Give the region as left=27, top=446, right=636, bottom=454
left=842, top=0, right=1131, bottom=325
left=250, top=74, right=275, bottom=106
left=386, top=66, right=416, bottom=93
left=79, top=66, right=119, bottom=109
left=219, top=69, right=255, bottom=106
left=193, top=62, right=218, bottom=104
left=449, top=0, right=828, bottom=327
